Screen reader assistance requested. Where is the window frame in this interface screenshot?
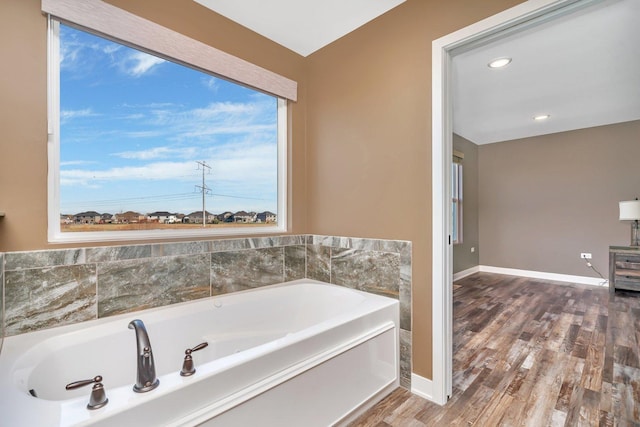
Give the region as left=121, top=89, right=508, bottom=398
left=47, top=18, right=288, bottom=243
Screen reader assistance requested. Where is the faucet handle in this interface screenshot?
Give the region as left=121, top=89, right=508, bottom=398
left=66, top=375, right=109, bottom=410
left=180, top=342, right=208, bottom=377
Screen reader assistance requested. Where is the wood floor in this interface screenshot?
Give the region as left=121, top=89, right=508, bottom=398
left=350, top=273, right=640, bottom=426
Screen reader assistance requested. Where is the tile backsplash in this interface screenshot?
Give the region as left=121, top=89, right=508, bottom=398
left=1, top=234, right=411, bottom=387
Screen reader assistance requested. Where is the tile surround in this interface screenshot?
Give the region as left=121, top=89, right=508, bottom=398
left=0, top=234, right=412, bottom=388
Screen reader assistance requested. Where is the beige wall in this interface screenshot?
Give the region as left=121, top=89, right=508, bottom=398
left=0, top=0, right=528, bottom=381
left=305, top=0, right=522, bottom=379
left=0, top=0, right=307, bottom=251
left=453, top=134, right=480, bottom=274
left=478, top=120, right=640, bottom=278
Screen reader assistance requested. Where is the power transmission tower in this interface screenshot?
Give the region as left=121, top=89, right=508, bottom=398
left=195, top=161, right=212, bottom=227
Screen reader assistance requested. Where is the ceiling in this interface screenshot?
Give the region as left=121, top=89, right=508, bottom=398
left=452, top=0, right=640, bottom=145
left=193, top=0, right=406, bottom=57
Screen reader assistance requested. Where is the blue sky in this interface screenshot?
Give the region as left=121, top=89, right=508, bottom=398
left=59, top=24, right=278, bottom=216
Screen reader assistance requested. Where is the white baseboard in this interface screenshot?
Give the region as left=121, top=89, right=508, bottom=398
left=411, top=374, right=438, bottom=403
left=453, top=266, right=480, bottom=282
left=479, top=265, right=608, bottom=287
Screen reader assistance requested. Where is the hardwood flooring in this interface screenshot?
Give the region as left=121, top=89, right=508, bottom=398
left=349, top=273, right=640, bottom=426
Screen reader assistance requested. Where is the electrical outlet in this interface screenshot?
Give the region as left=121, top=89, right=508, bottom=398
left=471, top=247, right=475, bottom=253
left=580, top=253, right=592, bottom=259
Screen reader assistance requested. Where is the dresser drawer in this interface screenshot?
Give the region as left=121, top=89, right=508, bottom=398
left=615, top=254, right=640, bottom=267
left=609, top=247, right=640, bottom=293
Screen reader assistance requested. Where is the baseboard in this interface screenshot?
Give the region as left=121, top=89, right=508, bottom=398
left=411, top=374, right=436, bottom=402
left=479, top=265, right=607, bottom=287
left=453, top=266, right=480, bottom=282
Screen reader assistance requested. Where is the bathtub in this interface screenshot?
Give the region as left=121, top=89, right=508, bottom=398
left=0, top=279, right=399, bottom=426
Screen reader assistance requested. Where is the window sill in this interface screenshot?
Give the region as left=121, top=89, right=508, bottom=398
left=48, top=224, right=287, bottom=244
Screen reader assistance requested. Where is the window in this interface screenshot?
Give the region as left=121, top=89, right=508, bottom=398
left=452, top=162, right=463, bottom=244
left=47, top=18, right=288, bottom=242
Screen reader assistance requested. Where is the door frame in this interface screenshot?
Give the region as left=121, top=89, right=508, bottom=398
left=430, top=0, right=599, bottom=405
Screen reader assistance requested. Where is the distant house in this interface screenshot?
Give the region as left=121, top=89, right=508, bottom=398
left=217, top=211, right=234, bottom=222
left=187, top=210, right=216, bottom=224
left=233, top=211, right=256, bottom=223
left=73, top=211, right=101, bottom=224
left=256, top=211, right=277, bottom=223
left=100, top=213, right=113, bottom=224
left=114, top=211, right=142, bottom=224
left=147, top=211, right=174, bottom=223
left=60, top=214, right=73, bottom=225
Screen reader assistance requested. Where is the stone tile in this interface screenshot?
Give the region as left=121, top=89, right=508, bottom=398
left=211, top=248, right=284, bottom=295
left=0, top=253, right=3, bottom=339
left=400, top=281, right=412, bottom=332
left=307, top=244, right=331, bottom=282
left=400, top=328, right=412, bottom=389
left=285, top=245, right=306, bottom=281
left=86, top=245, right=151, bottom=263
left=151, top=241, right=208, bottom=257
left=4, top=249, right=86, bottom=270
left=331, top=248, right=400, bottom=299
left=97, top=254, right=210, bottom=318
left=4, top=265, right=97, bottom=335
left=209, top=238, right=252, bottom=253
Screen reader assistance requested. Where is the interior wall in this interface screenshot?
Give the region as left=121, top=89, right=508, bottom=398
left=305, top=0, right=522, bottom=380
left=478, top=120, right=640, bottom=278
left=453, top=134, right=480, bottom=274
left=0, top=0, right=307, bottom=251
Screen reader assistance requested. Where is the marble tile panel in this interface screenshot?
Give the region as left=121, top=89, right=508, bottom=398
left=400, top=328, right=412, bottom=389
left=1, top=253, right=4, bottom=340
left=284, top=245, right=306, bottom=281
left=209, top=238, right=252, bottom=253
left=151, top=241, right=208, bottom=257
left=330, top=248, right=400, bottom=299
left=306, top=244, right=331, bottom=283
left=211, top=248, right=284, bottom=295
left=86, top=245, right=151, bottom=263
left=4, top=249, right=86, bottom=271
left=274, top=235, right=306, bottom=247
left=97, top=254, right=210, bottom=318
left=400, top=279, right=412, bottom=332
left=4, top=265, right=97, bottom=335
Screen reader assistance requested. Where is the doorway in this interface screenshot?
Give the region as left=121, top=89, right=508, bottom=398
left=429, top=0, right=605, bottom=405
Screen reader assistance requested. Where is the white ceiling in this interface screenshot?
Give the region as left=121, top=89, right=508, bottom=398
left=452, top=0, right=640, bottom=145
left=193, top=0, right=406, bottom=57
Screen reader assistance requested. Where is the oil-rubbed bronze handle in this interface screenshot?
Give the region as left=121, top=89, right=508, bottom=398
left=185, top=342, right=209, bottom=355
left=65, top=376, right=103, bottom=390
left=65, top=375, right=108, bottom=410
left=181, top=342, right=208, bottom=376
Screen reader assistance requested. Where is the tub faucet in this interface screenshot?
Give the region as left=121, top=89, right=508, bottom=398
left=128, top=319, right=160, bottom=393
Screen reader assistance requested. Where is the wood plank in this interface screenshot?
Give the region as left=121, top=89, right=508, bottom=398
left=349, top=273, right=640, bottom=427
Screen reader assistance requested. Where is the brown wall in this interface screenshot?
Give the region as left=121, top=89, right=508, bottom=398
left=305, top=0, right=522, bottom=379
left=453, top=134, right=480, bottom=274
left=0, top=0, right=529, bottom=382
left=478, top=120, right=640, bottom=278
left=0, top=0, right=307, bottom=251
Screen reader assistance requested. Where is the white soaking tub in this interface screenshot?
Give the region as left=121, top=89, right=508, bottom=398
left=0, top=279, right=400, bottom=426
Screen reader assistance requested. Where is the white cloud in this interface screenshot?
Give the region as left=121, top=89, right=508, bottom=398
left=113, top=146, right=197, bottom=160
left=123, top=52, right=166, bottom=77
left=202, top=76, right=219, bottom=92
left=60, top=108, right=97, bottom=124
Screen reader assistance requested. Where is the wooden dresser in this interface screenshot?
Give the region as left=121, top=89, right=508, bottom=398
left=609, top=246, right=640, bottom=293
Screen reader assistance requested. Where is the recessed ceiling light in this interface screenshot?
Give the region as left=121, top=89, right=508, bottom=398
left=533, top=114, right=550, bottom=121
left=488, top=57, right=512, bottom=69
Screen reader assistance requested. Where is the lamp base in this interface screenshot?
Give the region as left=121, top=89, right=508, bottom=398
left=632, top=220, right=640, bottom=247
